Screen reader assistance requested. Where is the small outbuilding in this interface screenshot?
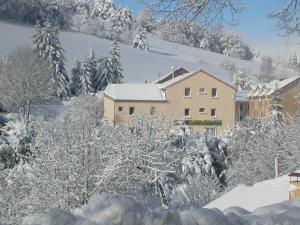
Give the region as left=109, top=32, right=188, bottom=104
left=288, top=172, right=300, bottom=200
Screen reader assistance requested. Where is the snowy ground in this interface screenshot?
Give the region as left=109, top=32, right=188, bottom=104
left=23, top=192, right=300, bottom=225
left=205, top=174, right=290, bottom=211
left=0, top=20, right=296, bottom=84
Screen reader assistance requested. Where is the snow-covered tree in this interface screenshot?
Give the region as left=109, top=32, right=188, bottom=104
left=79, top=57, right=94, bottom=94
left=33, top=19, right=70, bottom=99
left=109, top=7, right=134, bottom=40
left=92, top=0, right=116, bottom=20
left=110, top=41, right=123, bottom=82
left=97, top=41, right=123, bottom=90
left=0, top=47, right=53, bottom=121
left=221, top=33, right=253, bottom=60
left=70, top=58, right=82, bottom=96
left=269, top=83, right=284, bottom=125
left=87, top=48, right=98, bottom=91
left=288, top=53, right=299, bottom=72
left=227, top=118, right=295, bottom=187
left=146, top=0, right=242, bottom=27
left=133, top=29, right=149, bottom=50
left=233, top=68, right=251, bottom=90
left=258, top=56, right=277, bottom=82
left=136, top=9, right=157, bottom=33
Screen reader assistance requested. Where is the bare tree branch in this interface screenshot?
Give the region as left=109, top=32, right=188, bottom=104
left=269, top=0, right=300, bottom=37
left=140, top=0, right=245, bottom=27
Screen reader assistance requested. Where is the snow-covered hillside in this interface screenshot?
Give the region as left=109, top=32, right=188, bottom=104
left=0, top=20, right=296, bottom=84
left=205, top=174, right=290, bottom=211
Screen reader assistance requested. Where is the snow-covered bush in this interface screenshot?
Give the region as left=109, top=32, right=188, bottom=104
left=0, top=113, right=230, bottom=223
left=23, top=192, right=300, bottom=225
left=0, top=116, right=36, bottom=171
left=227, top=118, right=295, bottom=187
left=133, top=29, right=149, bottom=50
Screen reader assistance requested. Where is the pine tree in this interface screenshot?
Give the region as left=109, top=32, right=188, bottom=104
left=110, top=41, right=123, bottom=83
left=33, top=19, right=70, bottom=99
left=70, top=58, right=81, bottom=96
left=133, top=29, right=149, bottom=50
left=97, top=41, right=123, bottom=90
left=288, top=53, right=299, bottom=72
left=79, top=57, right=94, bottom=95
left=269, top=83, right=284, bottom=125
left=97, top=57, right=114, bottom=90
left=87, top=48, right=98, bottom=91
left=109, top=7, right=133, bottom=40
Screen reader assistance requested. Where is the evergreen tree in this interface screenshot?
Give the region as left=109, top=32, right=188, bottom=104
left=269, top=83, right=284, bottom=125
left=79, top=57, right=94, bottom=94
left=87, top=48, right=98, bottom=91
left=258, top=56, right=276, bottom=83
left=97, top=41, right=123, bottom=90
left=97, top=57, right=113, bottom=90
left=33, top=19, right=70, bottom=99
left=133, top=29, right=149, bottom=50
left=288, top=53, right=299, bottom=72
left=70, top=58, right=81, bottom=96
left=110, top=41, right=123, bottom=83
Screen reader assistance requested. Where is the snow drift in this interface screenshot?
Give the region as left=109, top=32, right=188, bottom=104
left=23, top=193, right=300, bottom=225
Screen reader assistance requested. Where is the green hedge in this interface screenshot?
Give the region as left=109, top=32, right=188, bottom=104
left=175, top=120, right=222, bottom=126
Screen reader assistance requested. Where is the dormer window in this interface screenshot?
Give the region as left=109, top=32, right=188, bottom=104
left=184, top=88, right=191, bottom=97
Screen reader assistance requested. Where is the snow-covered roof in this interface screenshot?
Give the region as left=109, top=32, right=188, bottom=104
left=235, top=90, right=249, bottom=102
left=205, top=173, right=290, bottom=211
left=158, top=64, right=235, bottom=89
left=104, top=84, right=166, bottom=101
left=158, top=72, right=195, bottom=89
left=152, top=67, right=190, bottom=84
left=249, top=76, right=300, bottom=97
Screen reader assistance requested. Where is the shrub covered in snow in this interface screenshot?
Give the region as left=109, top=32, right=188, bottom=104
left=23, top=193, right=300, bottom=225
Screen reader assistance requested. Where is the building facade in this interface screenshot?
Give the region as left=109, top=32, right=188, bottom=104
left=104, top=67, right=248, bottom=135
left=248, top=77, right=300, bottom=119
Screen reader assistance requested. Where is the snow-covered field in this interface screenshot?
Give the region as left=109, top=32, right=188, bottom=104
left=206, top=174, right=290, bottom=211
left=0, top=20, right=296, bottom=84
left=23, top=192, right=300, bottom=225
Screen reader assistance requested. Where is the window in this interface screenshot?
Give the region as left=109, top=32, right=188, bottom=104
left=150, top=106, right=156, bottom=115
left=199, top=88, right=206, bottom=94
left=199, top=108, right=205, bottom=113
left=184, top=88, right=191, bottom=97
left=184, top=108, right=190, bottom=117
left=211, top=108, right=216, bottom=117
left=211, top=88, right=217, bottom=98
left=118, top=106, right=123, bottom=113
left=204, top=127, right=217, bottom=136
left=129, top=107, right=135, bottom=116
